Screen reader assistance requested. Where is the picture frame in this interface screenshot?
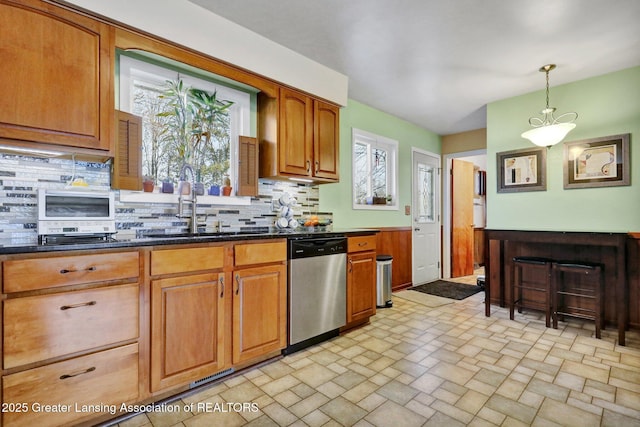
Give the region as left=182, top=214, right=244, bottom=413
left=563, top=134, right=630, bottom=189
left=497, top=147, right=546, bottom=193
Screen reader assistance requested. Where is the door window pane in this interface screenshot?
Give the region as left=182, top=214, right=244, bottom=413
left=417, top=162, right=435, bottom=223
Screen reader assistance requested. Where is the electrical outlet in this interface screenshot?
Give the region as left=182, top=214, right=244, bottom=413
left=405, top=205, right=410, bottom=215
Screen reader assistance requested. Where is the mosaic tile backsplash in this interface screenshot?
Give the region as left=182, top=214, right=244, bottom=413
left=0, top=152, right=331, bottom=246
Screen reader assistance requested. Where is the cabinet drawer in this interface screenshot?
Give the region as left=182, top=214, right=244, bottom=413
left=2, top=344, right=139, bottom=427
left=348, top=235, right=377, bottom=253
left=3, top=284, right=139, bottom=369
left=151, top=246, right=225, bottom=276
left=234, top=240, right=286, bottom=267
left=3, top=251, right=140, bottom=293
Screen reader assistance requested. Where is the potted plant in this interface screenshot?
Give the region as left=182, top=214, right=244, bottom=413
left=142, top=176, right=155, bottom=192
left=157, top=78, right=233, bottom=191
left=222, top=174, right=232, bottom=196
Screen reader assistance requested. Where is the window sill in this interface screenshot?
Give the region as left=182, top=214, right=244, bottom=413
left=119, top=190, right=252, bottom=206
left=352, top=204, right=398, bottom=211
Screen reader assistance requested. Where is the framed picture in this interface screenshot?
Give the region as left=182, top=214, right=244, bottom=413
left=563, top=134, right=630, bottom=189
left=497, top=147, right=546, bottom=193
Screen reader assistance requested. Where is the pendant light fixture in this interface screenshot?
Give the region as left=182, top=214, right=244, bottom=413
left=521, top=64, right=577, bottom=147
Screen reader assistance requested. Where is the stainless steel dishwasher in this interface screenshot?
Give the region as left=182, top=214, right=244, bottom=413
left=285, top=236, right=347, bottom=354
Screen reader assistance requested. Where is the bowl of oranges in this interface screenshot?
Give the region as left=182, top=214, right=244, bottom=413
left=302, top=215, right=332, bottom=231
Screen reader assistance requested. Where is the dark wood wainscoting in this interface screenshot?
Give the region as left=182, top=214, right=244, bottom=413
left=627, top=233, right=640, bottom=330
left=374, top=227, right=412, bottom=291
left=484, top=230, right=630, bottom=345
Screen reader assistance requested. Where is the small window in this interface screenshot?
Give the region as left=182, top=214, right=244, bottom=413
left=352, top=128, right=398, bottom=210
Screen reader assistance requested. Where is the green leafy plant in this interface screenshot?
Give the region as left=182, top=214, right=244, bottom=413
left=157, top=78, right=233, bottom=182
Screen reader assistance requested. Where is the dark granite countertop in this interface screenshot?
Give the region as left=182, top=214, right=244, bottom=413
left=0, top=228, right=379, bottom=255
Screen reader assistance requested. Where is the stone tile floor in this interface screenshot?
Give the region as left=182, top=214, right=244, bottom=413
left=114, top=275, right=640, bottom=427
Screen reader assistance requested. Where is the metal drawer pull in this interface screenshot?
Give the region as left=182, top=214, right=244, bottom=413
left=60, top=366, right=96, bottom=380
left=306, top=160, right=311, bottom=172
left=220, top=276, right=225, bottom=298
left=60, top=301, right=97, bottom=310
left=235, top=274, right=240, bottom=295
left=60, top=266, right=97, bottom=274
left=315, top=160, right=319, bottom=174
left=358, top=242, right=367, bottom=247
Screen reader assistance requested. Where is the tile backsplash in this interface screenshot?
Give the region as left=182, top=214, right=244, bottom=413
left=0, top=152, right=331, bottom=246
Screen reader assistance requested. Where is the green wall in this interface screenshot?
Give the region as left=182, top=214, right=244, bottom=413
left=320, top=99, right=440, bottom=228
left=487, top=66, right=640, bottom=232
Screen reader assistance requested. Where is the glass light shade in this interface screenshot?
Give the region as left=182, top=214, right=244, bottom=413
left=521, top=122, right=576, bottom=147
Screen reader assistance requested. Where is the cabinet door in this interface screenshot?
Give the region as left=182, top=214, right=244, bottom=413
left=313, top=100, right=340, bottom=180
left=233, top=264, right=287, bottom=364
left=0, top=0, right=113, bottom=151
left=347, top=251, right=377, bottom=323
left=151, top=272, right=225, bottom=391
left=279, top=87, right=313, bottom=177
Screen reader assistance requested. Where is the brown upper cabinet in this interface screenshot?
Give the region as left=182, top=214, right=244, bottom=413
left=1, top=0, right=339, bottom=182
left=0, top=0, right=113, bottom=153
left=259, top=87, right=340, bottom=183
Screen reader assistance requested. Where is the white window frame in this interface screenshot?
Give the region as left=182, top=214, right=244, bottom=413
left=352, top=128, right=398, bottom=210
left=118, top=55, right=251, bottom=186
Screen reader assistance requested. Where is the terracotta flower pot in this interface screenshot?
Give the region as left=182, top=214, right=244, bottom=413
left=222, top=186, right=232, bottom=196
left=178, top=181, right=191, bottom=195
left=143, top=181, right=154, bottom=192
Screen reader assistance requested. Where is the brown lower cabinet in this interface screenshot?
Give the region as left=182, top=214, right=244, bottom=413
left=232, top=264, right=287, bottom=364
left=232, top=241, right=288, bottom=364
left=345, top=236, right=377, bottom=329
left=1, top=250, right=141, bottom=427
left=2, top=344, right=139, bottom=427
left=149, top=245, right=227, bottom=392
left=150, top=272, right=226, bottom=392
left=1, top=240, right=288, bottom=426
left=149, top=240, right=287, bottom=394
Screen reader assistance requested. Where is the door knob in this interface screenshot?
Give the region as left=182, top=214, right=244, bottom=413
left=414, top=227, right=421, bottom=231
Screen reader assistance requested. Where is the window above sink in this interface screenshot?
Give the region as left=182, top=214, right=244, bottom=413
left=118, top=51, right=256, bottom=195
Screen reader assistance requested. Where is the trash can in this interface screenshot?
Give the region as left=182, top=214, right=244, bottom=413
left=376, top=255, right=393, bottom=308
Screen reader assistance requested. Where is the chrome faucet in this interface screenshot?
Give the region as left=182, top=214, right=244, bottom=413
left=177, top=164, right=199, bottom=234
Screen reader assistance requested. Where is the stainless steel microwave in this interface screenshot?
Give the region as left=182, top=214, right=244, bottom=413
left=37, top=189, right=116, bottom=236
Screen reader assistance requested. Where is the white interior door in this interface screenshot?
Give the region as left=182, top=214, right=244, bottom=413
left=412, top=149, right=441, bottom=285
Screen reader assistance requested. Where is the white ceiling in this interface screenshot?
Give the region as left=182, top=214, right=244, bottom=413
left=188, top=0, right=640, bottom=136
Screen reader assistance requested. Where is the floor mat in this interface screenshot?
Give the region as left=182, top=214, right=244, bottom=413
left=410, top=280, right=482, bottom=300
